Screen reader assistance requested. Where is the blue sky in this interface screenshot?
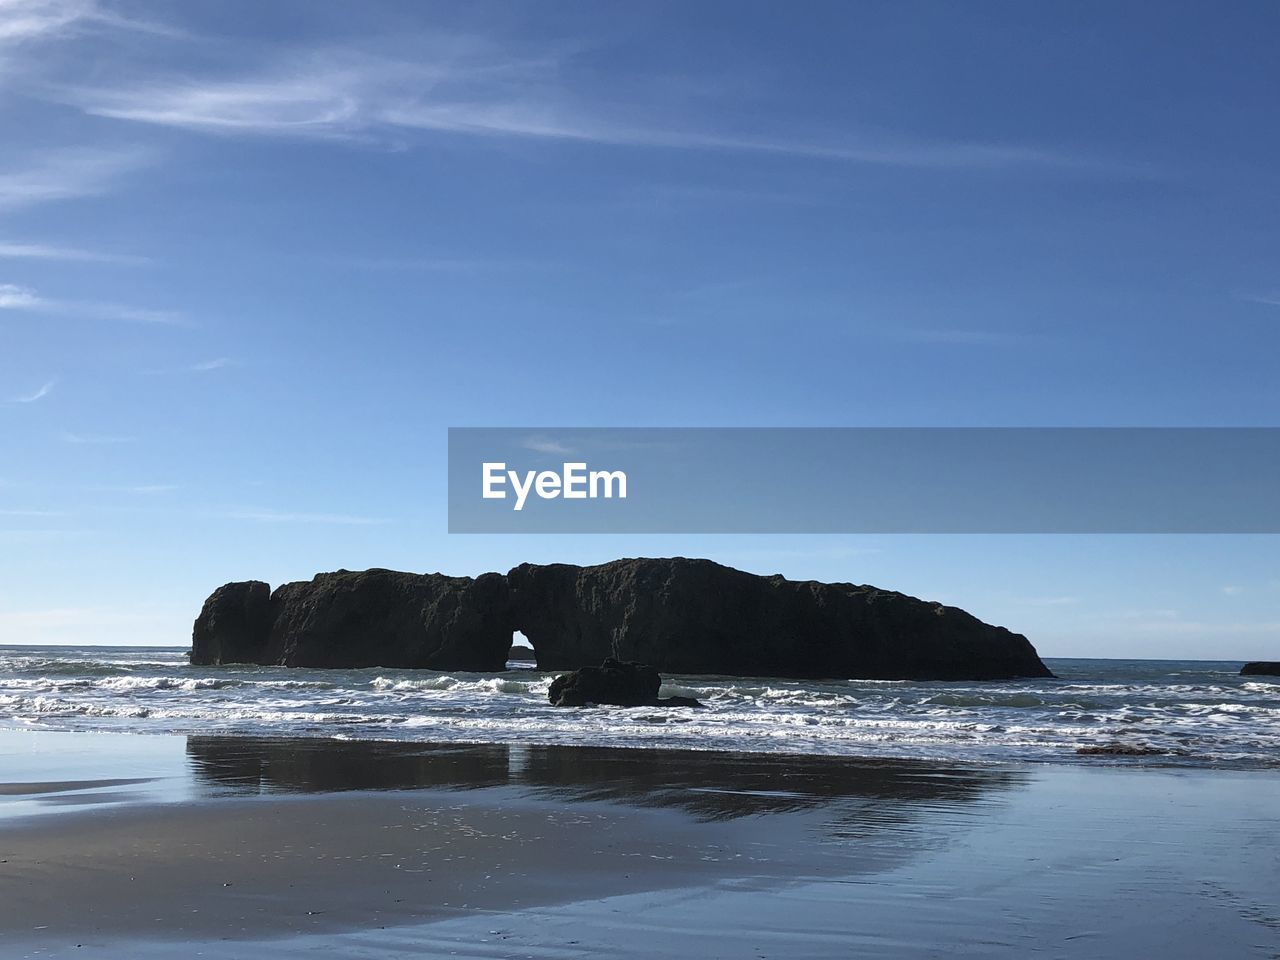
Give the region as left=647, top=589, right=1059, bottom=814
left=1, top=0, right=1277, bottom=657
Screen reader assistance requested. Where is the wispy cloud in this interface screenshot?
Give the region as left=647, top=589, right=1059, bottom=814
left=0, top=146, right=151, bottom=211
left=0, top=507, right=65, bottom=516
left=62, top=53, right=447, bottom=139
left=55, top=47, right=1115, bottom=174
left=143, top=357, right=239, bottom=375
left=1238, top=293, right=1280, bottom=308
left=0, top=281, right=183, bottom=324
left=0, top=0, right=178, bottom=44
left=0, top=0, right=98, bottom=43
left=385, top=102, right=1106, bottom=172
left=0, top=283, right=41, bottom=308
left=1222, top=585, right=1244, bottom=596
left=8, top=378, right=55, bottom=403
left=226, top=508, right=390, bottom=525
left=61, top=430, right=134, bottom=444
left=521, top=435, right=574, bottom=455
left=0, top=240, right=149, bottom=264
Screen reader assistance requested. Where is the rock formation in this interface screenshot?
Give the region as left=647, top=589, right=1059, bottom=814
left=1240, top=661, right=1280, bottom=676
left=548, top=659, right=704, bottom=707
left=192, top=557, right=1053, bottom=681
left=1076, top=743, right=1178, bottom=757
left=192, top=568, right=511, bottom=670
left=507, top=558, right=1052, bottom=681
left=191, top=580, right=273, bottom=667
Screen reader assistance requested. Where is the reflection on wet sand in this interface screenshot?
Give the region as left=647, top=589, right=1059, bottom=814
left=186, top=735, right=1027, bottom=829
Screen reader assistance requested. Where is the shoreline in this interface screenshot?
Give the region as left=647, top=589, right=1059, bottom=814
left=2, top=730, right=1279, bottom=958
left=3, top=647, right=1274, bottom=768
left=0, top=723, right=1261, bottom=771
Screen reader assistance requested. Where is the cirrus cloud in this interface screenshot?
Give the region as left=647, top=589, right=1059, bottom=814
left=8, top=378, right=56, bottom=403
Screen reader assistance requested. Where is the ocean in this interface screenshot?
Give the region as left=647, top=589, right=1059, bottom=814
left=1, top=645, right=1276, bottom=768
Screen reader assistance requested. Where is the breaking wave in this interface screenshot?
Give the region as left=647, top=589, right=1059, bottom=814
left=0, top=647, right=1276, bottom=768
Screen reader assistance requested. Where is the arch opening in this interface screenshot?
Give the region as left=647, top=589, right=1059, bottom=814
left=506, top=630, right=537, bottom=670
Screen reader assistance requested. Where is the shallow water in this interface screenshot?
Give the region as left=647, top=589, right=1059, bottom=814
left=0, top=646, right=1276, bottom=767
left=3, top=734, right=1277, bottom=960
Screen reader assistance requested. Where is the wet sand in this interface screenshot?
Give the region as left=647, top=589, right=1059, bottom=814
left=1, top=731, right=1277, bottom=958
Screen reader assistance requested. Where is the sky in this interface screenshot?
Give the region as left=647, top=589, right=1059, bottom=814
left=0, top=0, right=1277, bottom=658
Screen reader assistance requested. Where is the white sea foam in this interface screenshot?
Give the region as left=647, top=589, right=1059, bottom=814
left=0, top=648, right=1276, bottom=767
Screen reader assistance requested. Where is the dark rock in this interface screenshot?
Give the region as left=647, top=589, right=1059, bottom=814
left=193, top=556, right=1053, bottom=680
left=1241, top=661, right=1280, bottom=676
left=509, top=557, right=1052, bottom=681
left=191, top=580, right=272, bottom=666
left=548, top=659, right=658, bottom=706
left=508, top=643, right=537, bottom=661
left=191, top=569, right=511, bottom=670
left=548, top=659, right=704, bottom=708
left=655, top=695, right=705, bottom=708
left=1076, top=744, right=1177, bottom=757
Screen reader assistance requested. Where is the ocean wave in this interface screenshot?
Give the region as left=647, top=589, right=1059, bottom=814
left=371, top=675, right=549, bottom=696
left=1, top=648, right=1278, bottom=768
left=0, top=675, right=339, bottom=694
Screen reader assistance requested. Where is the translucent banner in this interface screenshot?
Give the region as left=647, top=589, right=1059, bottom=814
left=447, top=428, right=1280, bottom=533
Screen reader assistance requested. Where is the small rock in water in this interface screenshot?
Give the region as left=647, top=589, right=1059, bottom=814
left=1076, top=744, right=1169, bottom=756
left=548, top=659, right=704, bottom=708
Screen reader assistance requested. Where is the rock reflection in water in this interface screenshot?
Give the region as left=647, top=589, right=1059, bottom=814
left=185, top=736, right=1025, bottom=829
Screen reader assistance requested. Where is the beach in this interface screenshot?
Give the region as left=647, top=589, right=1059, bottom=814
left=7, top=2, right=1278, bottom=955
left=2, top=730, right=1278, bottom=959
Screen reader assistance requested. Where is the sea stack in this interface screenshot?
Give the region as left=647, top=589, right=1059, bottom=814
left=193, top=568, right=512, bottom=671
left=1240, top=662, right=1280, bottom=676
left=192, top=557, right=1053, bottom=681
left=547, top=659, right=704, bottom=708
left=507, top=558, right=1052, bottom=680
